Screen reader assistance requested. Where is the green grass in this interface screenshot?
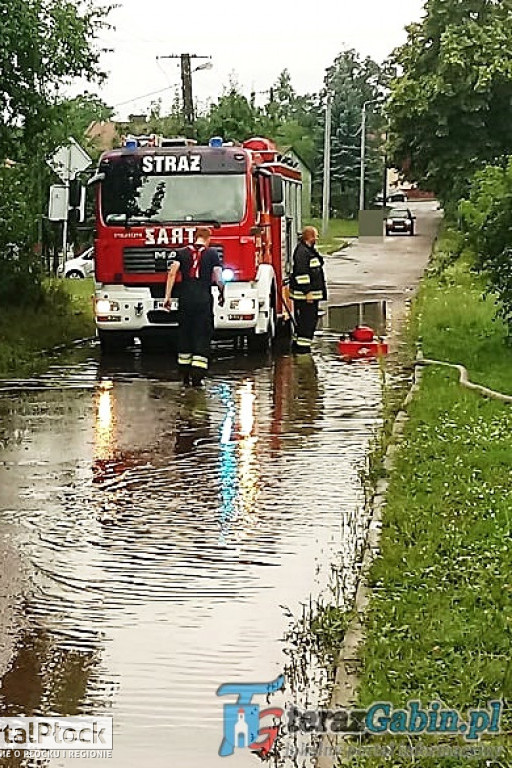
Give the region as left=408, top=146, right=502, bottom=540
left=305, top=217, right=359, bottom=254
left=349, top=235, right=512, bottom=766
left=0, top=278, right=94, bottom=377
left=414, top=258, right=512, bottom=395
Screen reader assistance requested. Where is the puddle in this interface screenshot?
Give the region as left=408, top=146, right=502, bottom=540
left=0, top=344, right=382, bottom=766
left=318, top=301, right=387, bottom=335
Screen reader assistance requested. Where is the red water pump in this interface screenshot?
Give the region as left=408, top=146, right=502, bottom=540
left=338, top=325, right=388, bottom=360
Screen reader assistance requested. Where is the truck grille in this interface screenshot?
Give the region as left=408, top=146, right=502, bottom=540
left=123, top=245, right=224, bottom=274
left=123, top=249, right=176, bottom=274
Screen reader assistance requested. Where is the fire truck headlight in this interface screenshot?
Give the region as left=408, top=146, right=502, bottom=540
left=96, top=299, right=119, bottom=314
left=96, top=299, right=110, bottom=314
left=222, top=268, right=235, bottom=282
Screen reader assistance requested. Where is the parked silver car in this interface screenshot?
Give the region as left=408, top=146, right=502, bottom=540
left=57, top=247, right=95, bottom=278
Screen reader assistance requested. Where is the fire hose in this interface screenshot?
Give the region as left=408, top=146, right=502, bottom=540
left=415, top=351, right=512, bottom=404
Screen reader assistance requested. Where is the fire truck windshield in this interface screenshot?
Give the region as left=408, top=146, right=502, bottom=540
left=101, top=168, right=246, bottom=225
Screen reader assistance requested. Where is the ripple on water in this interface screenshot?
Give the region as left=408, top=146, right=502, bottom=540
left=0, top=346, right=383, bottom=766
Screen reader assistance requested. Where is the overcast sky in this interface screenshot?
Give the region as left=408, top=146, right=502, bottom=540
left=91, top=0, right=426, bottom=120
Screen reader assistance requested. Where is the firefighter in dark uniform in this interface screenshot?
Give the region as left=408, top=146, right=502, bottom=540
left=290, top=226, right=327, bottom=353
left=164, top=226, right=225, bottom=387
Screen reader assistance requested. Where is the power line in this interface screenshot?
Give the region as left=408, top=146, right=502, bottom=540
left=113, top=85, right=176, bottom=109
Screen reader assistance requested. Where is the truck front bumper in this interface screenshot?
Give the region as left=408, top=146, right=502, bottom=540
left=95, top=284, right=263, bottom=333
left=94, top=286, right=179, bottom=331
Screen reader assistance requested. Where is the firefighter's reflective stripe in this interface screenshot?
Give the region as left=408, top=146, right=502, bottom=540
left=290, top=241, right=326, bottom=301
left=291, top=290, right=322, bottom=300
left=191, top=355, right=208, bottom=369
left=178, top=353, right=193, bottom=365
left=295, top=336, right=312, bottom=347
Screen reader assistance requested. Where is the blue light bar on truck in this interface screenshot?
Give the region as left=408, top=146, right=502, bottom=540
left=209, top=137, right=223, bottom=148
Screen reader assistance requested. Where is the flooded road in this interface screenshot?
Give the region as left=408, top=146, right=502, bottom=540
left=0, top=329, right=384, bottom=767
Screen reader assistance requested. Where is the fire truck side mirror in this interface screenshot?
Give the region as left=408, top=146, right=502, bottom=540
left=270, top=174, right=284, bottom=204
left=69, top=179, right=82, bottom=208
left=271, top=203, right=285, bottom=218
left=68, top=182, right=87, bottom=223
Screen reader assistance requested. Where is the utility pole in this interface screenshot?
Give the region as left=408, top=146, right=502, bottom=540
left=156, top=53, right=211, bottom=126
left=322, top=95, right=332, bottom=237
left=382, top=131, right=388, bottom=209
left=181, top=53, right=193, bottom=124
left=359, top=99, right=379, bottom=211
left=61, top=149, right=71, bottom=265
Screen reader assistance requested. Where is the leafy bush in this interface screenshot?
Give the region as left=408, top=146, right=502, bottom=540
left=0, top=163, right=47, bottom=307
left=459, top=158, right=512, bottom=340
left=427, top=226, right=464, bottom=277
left=0, top=255, right=45, bottom=307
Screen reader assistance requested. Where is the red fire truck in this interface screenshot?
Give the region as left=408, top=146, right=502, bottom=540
left=90, top=135, right=302, bottom=352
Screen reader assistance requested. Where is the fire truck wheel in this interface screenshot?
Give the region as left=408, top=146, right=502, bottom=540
left=98, top=330, right=134, bottom=353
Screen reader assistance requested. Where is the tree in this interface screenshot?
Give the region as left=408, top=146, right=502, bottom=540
left=387, top=0, right=512, bottom=203
left=323, top=49, right=387, bottom=216
left=459, top=159, right=512, bottom=339
left=198, top=82, right=268, bottom=143
left=0, top=0, right=110, bottom=287
left=266, top=69, right=298, bottom=125
left=0, top=0, right=110, bottom=159
left=123, top=92, right=189, bottom=146
left=57, top=94, right=113, bottom=138
left=265, top=71, right=322, bottom=172
left=274, top=118, right=318, bottom=172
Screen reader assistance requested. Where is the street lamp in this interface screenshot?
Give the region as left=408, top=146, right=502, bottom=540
left=193, top=61, right=213, bottom=73
left=359, top=99, right=380, bottom=211
left=321, top=93, right=333, bottom=237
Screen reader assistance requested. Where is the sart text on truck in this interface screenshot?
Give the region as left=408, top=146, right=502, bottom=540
left=91, top=135, right=302, bottom=352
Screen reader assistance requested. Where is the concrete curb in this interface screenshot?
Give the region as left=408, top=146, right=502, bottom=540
left=39, top=335, right=96, bottom=356
left=315, top=361, right=423, bottom=768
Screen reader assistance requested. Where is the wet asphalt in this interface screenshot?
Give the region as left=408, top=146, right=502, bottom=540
left=0, top=204, right=438, bottom=767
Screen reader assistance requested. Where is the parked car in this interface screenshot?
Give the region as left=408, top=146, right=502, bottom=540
left=57, top=247, right=95, bottom=278
left=374, top=191, right=408, bottom=206
left=385, top=207, right=416, bottom=236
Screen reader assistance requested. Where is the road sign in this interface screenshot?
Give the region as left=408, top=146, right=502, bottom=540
left=47, top=139, right=92, bottom=270
left=47, top=137, right=92, bottom=182
left=48, top=185, right=68, bottom=221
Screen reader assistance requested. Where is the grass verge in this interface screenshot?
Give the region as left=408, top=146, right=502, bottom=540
left=0, top=278, right=94, bottom=377
left=351, top=234, right=512, bottom=765
left=306, top=217, right=359, bottom=254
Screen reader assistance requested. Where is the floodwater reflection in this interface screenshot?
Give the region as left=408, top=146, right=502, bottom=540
left=320, top=300, right=387, bottom=335
left=0, top=345, right=382, bottom=767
